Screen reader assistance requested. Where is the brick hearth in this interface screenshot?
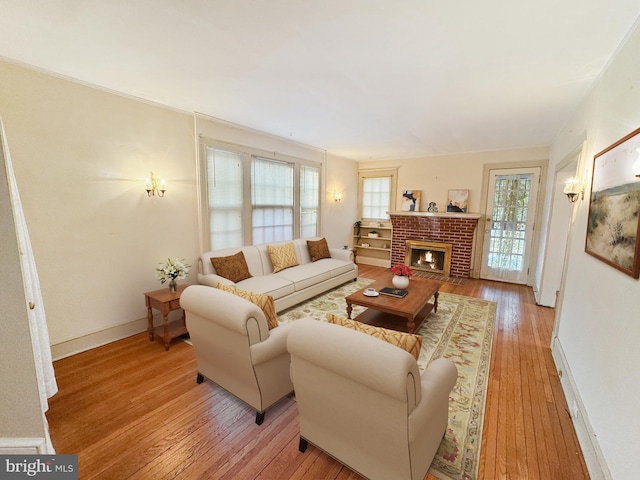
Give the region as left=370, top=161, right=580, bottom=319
left=389, top=212, right=481, bottom=278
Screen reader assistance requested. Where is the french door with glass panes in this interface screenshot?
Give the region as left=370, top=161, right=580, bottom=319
left=480, top=167, right=540, bottom=284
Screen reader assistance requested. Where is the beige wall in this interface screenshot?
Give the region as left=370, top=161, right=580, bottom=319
left=0, top=61, right=359, bottom=359
left=0, top=61, right=198, bottom=356
left=358, top=147, right=548, bottom=214
left=549, top=21, right=640, bottom=479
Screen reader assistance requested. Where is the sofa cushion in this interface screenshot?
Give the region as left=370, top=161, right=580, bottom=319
left=267, top=242, right=300, bottom=273
left=326, top=314, right=422, bottom=360
left=216, top=283, right=279, bottom=330
left=307, top=237, right=331, bottom=262
left=210, top=251, right=253, bottom=283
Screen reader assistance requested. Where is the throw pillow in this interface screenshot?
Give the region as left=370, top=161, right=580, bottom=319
left=307, top=238, right=331, bottom=262
left=210, top=251, right=252, bottom=283
left=326, top=314, right=422, bottom=360
left=216, top=283, right=279, bottom=330
left=267, top=242, right=300, bottom=273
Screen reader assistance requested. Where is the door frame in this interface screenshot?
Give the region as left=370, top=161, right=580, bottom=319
left=474, top=159, right=548, bottom=285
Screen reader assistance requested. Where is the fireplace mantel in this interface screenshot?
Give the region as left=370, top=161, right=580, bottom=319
left=388, top=211, right=482, bottom=220
left=389, top=212, right=480, bottom=278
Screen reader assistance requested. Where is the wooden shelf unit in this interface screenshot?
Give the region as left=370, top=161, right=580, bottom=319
left=353, top=221, right=392, bottom=267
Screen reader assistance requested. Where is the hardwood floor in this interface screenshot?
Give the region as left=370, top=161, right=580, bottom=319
left=46, top=265, right=590, bottom=479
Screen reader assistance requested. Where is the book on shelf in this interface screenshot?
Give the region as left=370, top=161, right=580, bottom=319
left=378, top=287, right=408, bottom=298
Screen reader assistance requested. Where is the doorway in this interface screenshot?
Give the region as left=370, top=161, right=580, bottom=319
left=480, top=167, right=541, bottom=284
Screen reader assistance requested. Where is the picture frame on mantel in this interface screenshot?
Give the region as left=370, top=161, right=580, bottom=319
left=447, top=189, right=469, bottom=213
left=401, top=190, right=421, bottom=212
left=585, top=127, right=640, bottom=279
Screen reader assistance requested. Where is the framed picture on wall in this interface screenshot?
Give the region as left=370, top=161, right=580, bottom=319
left=447, top=189, right=469, bottom=213
left=585, top=127, right=640, bottom=279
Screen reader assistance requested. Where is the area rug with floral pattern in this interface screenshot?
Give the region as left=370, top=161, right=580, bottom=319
left=278, top=278, right=496, bottom=480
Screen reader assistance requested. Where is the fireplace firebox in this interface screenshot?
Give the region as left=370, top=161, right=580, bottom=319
left=405, top=240, right=452, bottom=276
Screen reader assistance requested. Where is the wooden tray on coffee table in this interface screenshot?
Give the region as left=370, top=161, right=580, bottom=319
left=345, top=274, right=441, bottom=334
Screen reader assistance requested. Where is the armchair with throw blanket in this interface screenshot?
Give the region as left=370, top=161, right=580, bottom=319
left=180, top=285, right=294, bottom=424
left=287, top=318, right=458, bottom=480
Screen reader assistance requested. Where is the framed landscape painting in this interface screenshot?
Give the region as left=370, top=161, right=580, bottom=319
left=585, top=127, right=640, bottom=279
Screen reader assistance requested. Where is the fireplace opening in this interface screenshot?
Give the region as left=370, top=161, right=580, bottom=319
left=405, top=240, right=452, bottom=276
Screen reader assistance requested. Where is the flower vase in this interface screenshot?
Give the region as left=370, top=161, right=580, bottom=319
left=392, top=275, right=410, bottom=289
left=169, top=279, right=178, bottom=293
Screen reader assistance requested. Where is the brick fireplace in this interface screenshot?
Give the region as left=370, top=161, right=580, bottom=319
left=389, top=212, right=481, bottom=278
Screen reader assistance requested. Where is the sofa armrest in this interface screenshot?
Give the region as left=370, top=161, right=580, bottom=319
left=197, top=272, right=234, bottom=288
left=408, top=358, right=458, bottom=441
left=329, top=247, right=354, bottom=262
left=250, top=322, right=293, bottom=365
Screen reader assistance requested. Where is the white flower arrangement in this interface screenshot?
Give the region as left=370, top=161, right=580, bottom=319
left=156, top=257, right=190, bottom=284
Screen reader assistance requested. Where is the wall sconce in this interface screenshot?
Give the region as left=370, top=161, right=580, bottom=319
left=563, top=177, right=584, bottom=203
left=333, top=191, right=342, bottom=203
left=145, top=171, right=166, bottom=197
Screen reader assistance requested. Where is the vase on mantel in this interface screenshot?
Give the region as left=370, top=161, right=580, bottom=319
left=169, top=278, right=178, bottom=293
left=392, top=275, right=410, bottom=289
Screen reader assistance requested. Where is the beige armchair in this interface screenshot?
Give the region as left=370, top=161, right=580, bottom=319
left=287, top=318, right=458, bottom=480
left=180, top=285, right=294, bottom=424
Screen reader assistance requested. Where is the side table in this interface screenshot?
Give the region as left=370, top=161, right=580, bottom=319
left=144, top=284, right=188, bottom=350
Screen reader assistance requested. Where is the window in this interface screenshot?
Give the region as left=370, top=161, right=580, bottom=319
left=358, top=169, right=397, bottom=220
left=252, top=157, right=294, bottom=244
left=300, top=164, right=320, bottom=238
left=206, top=147, right=243, bottom=250
left=200, top=140, right=321, bottom=249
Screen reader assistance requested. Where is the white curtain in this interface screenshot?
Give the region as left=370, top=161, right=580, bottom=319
left=1, top=115, right=58, bottom=453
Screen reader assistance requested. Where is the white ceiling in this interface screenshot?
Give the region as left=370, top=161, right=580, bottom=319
left=1, top=1, right=640, bottom=160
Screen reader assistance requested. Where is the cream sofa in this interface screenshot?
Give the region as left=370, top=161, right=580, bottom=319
left=180, top=285, right=294, bottom=425
left=197, top=238, right=358, bottom=311
left=287, top=318, right=458, bottom=480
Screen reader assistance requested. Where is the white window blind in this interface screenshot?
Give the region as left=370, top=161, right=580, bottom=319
left=251, top=157, right=294, bottom=244
left=300, top=164, right=320, bottom=238
left=206, top=147, right=243, bottom=249
left=362, top=176, right=392, bottom=220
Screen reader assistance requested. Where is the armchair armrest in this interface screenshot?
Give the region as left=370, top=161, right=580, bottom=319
left=329, top=247, right=354, bottom=262
left=250, top=322, right=293, bottom=366
left=408, top=358, right=458, bottom=441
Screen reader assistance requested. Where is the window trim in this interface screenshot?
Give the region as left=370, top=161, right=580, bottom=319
left=357, top=168, right=398, bottom=220
left=198, top=137, right=323, bottom=250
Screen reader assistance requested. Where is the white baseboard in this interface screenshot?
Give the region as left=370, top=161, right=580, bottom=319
left=551, top=337, right=612, bottom=480
left=0, top=437, right=47, bottom=454
left=50, top=317, right=148, bottom=361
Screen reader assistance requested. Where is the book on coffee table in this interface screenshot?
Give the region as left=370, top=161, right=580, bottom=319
left=378, top=287, right=409, bottom=298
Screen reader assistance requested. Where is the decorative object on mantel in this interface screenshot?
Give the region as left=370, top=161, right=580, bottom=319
left=586, top=126, right=640, bottom=279
left=401, top=190, right=421, bottom=211
left=427, top=202, right=438, bottom=213
left=156, top=257, right=190, bottom=292
left=447, top=189, right=469, bottom=212
left=390, top=264, right=412, bottom=289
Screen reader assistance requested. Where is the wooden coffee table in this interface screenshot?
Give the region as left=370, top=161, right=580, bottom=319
left=345, top=275, right=441, bottom=334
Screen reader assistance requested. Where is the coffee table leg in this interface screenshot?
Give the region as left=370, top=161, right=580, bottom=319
left=346, top=302, right=353, bottom=319
left=407, top=317, right=415, bottom=333
left=434, top=291, right=439, bottom=313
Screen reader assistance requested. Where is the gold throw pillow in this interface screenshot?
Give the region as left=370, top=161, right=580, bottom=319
left=327, top=314, right=422, bottom=360
left=216, top=283, right=279, bottom=330
left=267, top=242, right=300, bottom=273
